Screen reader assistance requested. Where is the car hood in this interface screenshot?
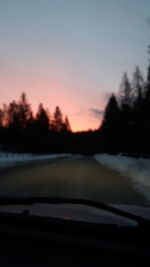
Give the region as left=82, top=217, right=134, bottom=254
left=0, top=203, right=149, bottom=226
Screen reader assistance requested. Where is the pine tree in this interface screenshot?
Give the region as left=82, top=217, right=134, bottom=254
left=143, top=45, right=150, bottom=116
left=7, top=101, right=21, bottom=129
left=36, top=103, right=50, bottom=131
left=52, top=106, right=63, bottom=132
left=144, top=62, right=150, bottom=114
left=119, top=72, right=133, bottom=133
left=132, top=67, right=144, bottom=121
left=132, top=66, right=144, bottom=100
left=119, top=72, right=134, bottom=107
left=141, top=58, right=150, bottom=155
left=101, top=94, right=120, bottom=132
left=101, top=94, right=121, bottom=151
left=1, top=104, right=8, bottom=128
left=19, top=92, right=33, bottom=128
left=64, top=116, right=72, bottom=132
left=0, top=109, right=3, bottom=127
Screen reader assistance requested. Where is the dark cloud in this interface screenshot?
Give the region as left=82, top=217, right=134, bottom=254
left=89, top=108, right=104, bottom=118
left=76, top=108, right=104, bottom=119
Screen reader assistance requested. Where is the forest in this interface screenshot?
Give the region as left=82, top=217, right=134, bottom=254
left=100, top=62, right=150, bottom=157
left=0, top=53, right=150, bottom=157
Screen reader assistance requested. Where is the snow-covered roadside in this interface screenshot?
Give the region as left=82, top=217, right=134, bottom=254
left=94, top=154, right=150, bottom=203
left=0, top=152, right=72, bottom=168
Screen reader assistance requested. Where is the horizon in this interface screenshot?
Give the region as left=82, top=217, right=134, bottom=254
left=0, top=0, right=150, bottom=131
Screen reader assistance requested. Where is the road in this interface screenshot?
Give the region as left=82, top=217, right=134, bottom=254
left=0, top=156, right=146, bottom=205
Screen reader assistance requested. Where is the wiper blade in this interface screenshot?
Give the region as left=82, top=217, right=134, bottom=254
left=0, top=196, right=149, bottom=226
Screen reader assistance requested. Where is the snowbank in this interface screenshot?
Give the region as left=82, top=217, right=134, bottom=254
left=94, top=154, right=150, bottom=202
left=0, top=152, right=72, bottom=168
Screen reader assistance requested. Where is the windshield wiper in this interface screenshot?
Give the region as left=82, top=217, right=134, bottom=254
left=0, top=196, right=149, bottom=226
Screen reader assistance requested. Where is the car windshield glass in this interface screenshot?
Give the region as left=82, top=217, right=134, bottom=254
left=0, top=0, right=150, bottom=221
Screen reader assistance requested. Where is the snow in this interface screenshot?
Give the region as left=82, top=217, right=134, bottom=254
left=0, top=152, right=72, bottom=168
left=94, top=154, right=150, bottom=203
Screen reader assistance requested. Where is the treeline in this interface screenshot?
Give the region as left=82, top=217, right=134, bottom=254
left=1, top=54, right=150, bottom=156
left=101, top=64, right=150, bottom=157
left=0, top=92, right=102, bottom=154
left=0, top=94, right=71, bottom=133
left=0, top=94, right=74, bottom=153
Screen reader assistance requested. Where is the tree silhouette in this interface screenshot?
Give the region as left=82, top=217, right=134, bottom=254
left=63, top=116, right=72, bottom=132
left=0, top=108, right=4, bottom=127
left=101, top=94, right=121, bottom=153
left=101, top=94, right=120, bottom=131
left=140, top=62, right=150, bottom=155
left=128, top=67, right=145, bottom=155
left=52, top=106, right=63, bottom=132
left=144, top=62, right=150, bottom=117
left=1, top=104, right=8, bottom=128
left=1, top=45, right=150, bottom=156
left=131, top=67, right=144, bottom=123
left=4, top=93, right=33, bottom=131
left=119, top=72, right=133, bottom=107
left=119, top=73, right=134, bottom=150
left=35, top=103, right=50, bottom=132
left=132, top=67, right=144, bottom=100
left=18, top=92, right=33, bottom=128
left=7, top=101, right=21, bottom=129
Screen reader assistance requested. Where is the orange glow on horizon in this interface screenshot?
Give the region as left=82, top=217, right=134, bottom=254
left=0, top=67, right=105, bottom=133
left=70, top=117, right=102, bottom=132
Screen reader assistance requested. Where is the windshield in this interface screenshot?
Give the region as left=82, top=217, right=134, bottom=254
left=0, top=0, right=150, bottom=220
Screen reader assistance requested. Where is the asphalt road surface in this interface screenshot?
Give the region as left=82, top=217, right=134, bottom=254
left=0, top=156, right=146, bottom=205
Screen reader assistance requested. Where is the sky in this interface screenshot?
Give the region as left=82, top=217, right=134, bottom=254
left=0, top=0, right=150, bottom=132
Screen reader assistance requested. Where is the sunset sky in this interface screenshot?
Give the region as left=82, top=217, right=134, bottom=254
left=0, top=0, right=150, bottom=131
